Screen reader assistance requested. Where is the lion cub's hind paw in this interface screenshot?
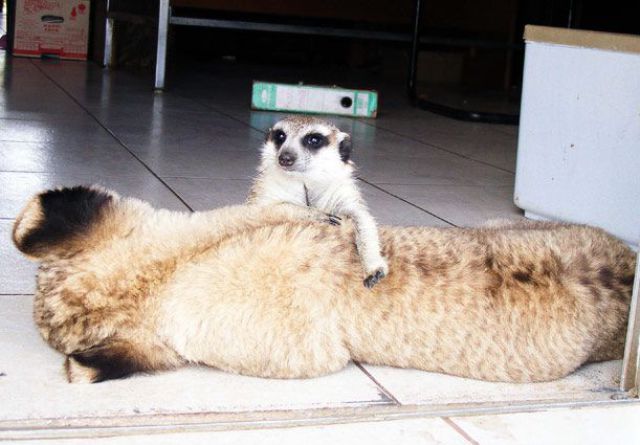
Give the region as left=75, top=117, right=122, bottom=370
left=364, top=267, right=387, bottom=289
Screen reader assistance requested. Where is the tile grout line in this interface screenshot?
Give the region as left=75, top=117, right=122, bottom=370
left=492, top=126, right=518, bottom=137
left=357, top=178, right=458, bottom=227
left=0, top=116, right=86, bottom=122
left=0, top=138, right=71, bottom=143
left=442, top=417, right=481, bottom=445
left=177, top=94, right=267, bottom=136
left=354, top=361, right=402, bottom=405
left=369, top=182, right=514, bottom=189
left=159, top=176, right=252, bottom=180
left=0, top=169, right=160, bottom=176
left=358, top=118, right=516, bottom=175
left=27, top=61, right=195, bottom=213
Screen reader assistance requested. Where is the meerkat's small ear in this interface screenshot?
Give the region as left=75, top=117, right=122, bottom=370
left=338, top=132, right=352, bottom=163
left=264, top=128, right=273, bottom=142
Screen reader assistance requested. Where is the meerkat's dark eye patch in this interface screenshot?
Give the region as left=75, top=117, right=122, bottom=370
left=302, top=133, right=328, bottom=150
left=270, top=129, right=287, bottom=147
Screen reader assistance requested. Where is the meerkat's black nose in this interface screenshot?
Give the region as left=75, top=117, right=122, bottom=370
left=278, top=152, right=296, bottom=167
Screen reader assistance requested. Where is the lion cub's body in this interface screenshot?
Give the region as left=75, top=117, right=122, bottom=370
left=13, top=186, right=635, bottom=383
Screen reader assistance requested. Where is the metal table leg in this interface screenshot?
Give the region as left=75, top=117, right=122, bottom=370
left=103, top=0, right=114, bottom=67
left=621, top=251, right=640, bottom=393
left=155, top=0, right=170, bottom=90
left=407, top=0, right=423, bottom=99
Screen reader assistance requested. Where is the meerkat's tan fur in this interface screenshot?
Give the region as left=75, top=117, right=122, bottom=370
left=13, top=186, right=635, bottom=384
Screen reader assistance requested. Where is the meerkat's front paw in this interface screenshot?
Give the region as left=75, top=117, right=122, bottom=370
left=363, top=261, right=389, bottom=289
left=326, top=214, right=342, bottom=226
left=275, top=203, right=341, bottom=226
left=364, top=268, right=386, bottom=289
left=307, top=208, right=341, bottom=226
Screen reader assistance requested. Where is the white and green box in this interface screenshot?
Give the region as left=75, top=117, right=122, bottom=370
left=251, top=81, right=378, bottom=118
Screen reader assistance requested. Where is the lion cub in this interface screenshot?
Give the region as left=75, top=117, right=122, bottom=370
left=248, top=116, right=388, bottom=288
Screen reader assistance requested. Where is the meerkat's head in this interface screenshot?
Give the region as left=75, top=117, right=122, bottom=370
left=260, top=116, right=353, bottom=178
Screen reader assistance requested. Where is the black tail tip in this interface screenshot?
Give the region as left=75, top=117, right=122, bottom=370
left=66, top=339, right=150, bottom=383
left=13, top=185, right=114, bottom=257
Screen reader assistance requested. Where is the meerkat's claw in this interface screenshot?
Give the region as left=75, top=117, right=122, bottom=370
left=304, top=209, right=341, bottom=226
left=363, top=268, right=386, bottom=289
left=327, top=215, right=342, bottom=226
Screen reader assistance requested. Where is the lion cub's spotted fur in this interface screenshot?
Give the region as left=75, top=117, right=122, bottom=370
left=13, top=186, right=636, bottom=384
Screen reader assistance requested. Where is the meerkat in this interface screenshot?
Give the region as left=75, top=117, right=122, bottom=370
left=248, top=116, right=388, bottom=288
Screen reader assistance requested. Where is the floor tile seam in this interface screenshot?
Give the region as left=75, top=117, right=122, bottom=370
left=442, top=417, right=481, bottom=445
left=491, top=126, right=518, bottom=137
left=28, top=61, right=195, bottom=213
left=366, top=181, right=515, bottom=188
left=357, top=178, right=457, bottom=227
left=0, top=115, right=89, bottom=122
left=121, top=148, right=260, bottom=155
left=0, top=137, right=126, bottom=146
left=354, top=362, right=401, bottom=405
left=116, top=135, right=261, bottom=143
left=0, top=139, right=114, bottom=145
left=175, top=94, right=267, bottom=137
left=0, top=170, right=208, bottom=181
left=0, top=169, right=154, bottom=177
left=0, top=138, right=94, bottom=144
left=352, top=153, right=508, bottom=163
left=359, top=119, right=516, bottom=174
left=0, top=113, right=108, bottom=123
left=158, top=176, right=255, bottom=181
left=83, top=107, right=232, bottom=115
left=161, top=176, right=253, bottom=181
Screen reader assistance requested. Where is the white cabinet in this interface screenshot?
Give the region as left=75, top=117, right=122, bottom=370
left=514, top=25, right=640, bottom=248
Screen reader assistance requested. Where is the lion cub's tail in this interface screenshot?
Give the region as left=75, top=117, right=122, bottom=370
left=12, top=185, right=115, bottom=259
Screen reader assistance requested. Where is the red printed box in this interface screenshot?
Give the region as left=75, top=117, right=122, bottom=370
left=13, top=0, right=91, bottom=60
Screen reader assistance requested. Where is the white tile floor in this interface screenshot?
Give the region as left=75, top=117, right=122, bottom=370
left=1, top=14, right=638, bottom=442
